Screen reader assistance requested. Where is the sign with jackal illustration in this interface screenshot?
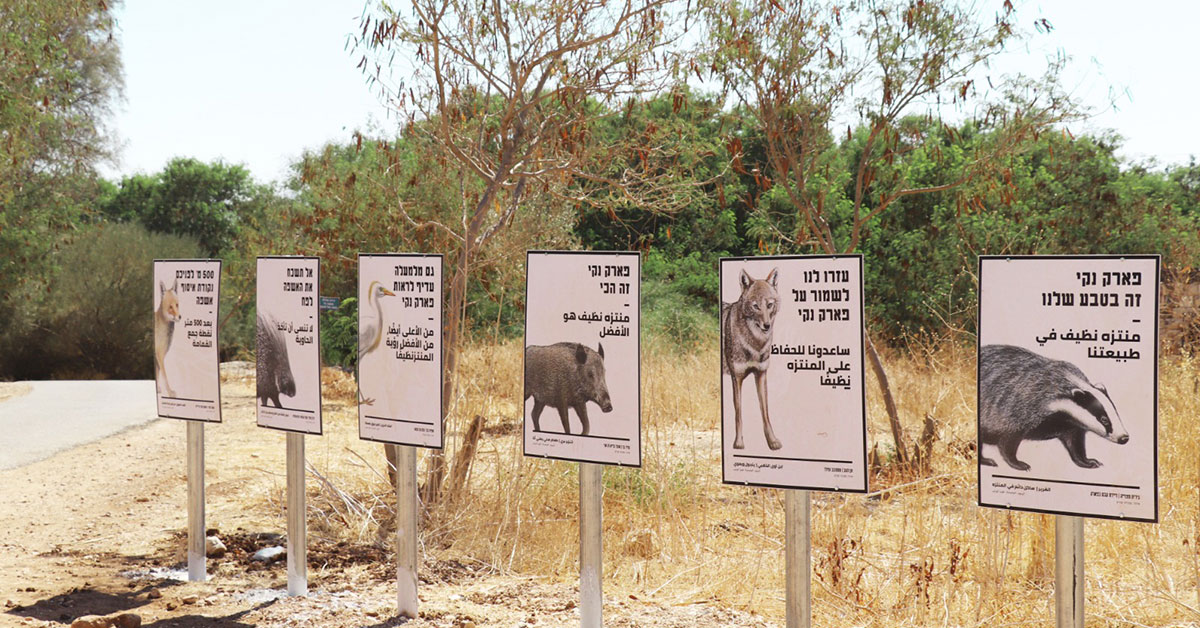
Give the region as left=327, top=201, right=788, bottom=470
left=523, top=251, right=641, bottom=467
left=978, top=255, right=1159, bottom=522
left=256, top=256, right=322, bottom=435
left=357, top=253, right=443, bottom=449
left=720, top=256, right=867, bottom=492
left=153, top=259, right=222, bottom=423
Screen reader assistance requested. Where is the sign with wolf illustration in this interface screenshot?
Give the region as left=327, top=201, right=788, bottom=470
left=523, top=251, right=641, bottom=467
left=719, top=256, right=867, bottom=492
left=153, top=259, right=222, bottom=423
left=256, top=256, right=322, bottom=435
left=978, top=255, right=1159, bottom=522
left=358, top=254, right=443, bottom=449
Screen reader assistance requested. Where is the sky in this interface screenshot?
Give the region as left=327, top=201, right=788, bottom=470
left=103, top=1, right=1199, bottom=186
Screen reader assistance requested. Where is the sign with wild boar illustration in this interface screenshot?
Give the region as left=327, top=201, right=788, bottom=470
left=358, top=253, right=443, bottom=449
left=256, top=256, right=322, bottom=435
left=154, top=259, right=222, bottom=423
left=720, top=256, right=867, bottom=492
left=523, top=251, right=641, bottom=467
left=978, top=255, right=1159, bottom=522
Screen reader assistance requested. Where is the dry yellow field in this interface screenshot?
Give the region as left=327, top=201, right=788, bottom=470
left=296, top=338, right=1200, bottom=627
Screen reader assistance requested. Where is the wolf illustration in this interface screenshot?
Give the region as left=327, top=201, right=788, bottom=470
left=154, top=279, right=181, bottom=397
left=722, top=268, right=781, bottom=450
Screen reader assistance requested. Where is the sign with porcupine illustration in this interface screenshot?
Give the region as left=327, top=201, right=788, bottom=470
left=256, top=256, right=322, bottom=435
left=719, top=256, right=867, bottom=491
left=978, top=256, right=1159, bottom=522
left=357, top=254, right=443, bottom=449
left=153, top=259, right=222, bottom=423
left=523, top=251, right=641, bottom=467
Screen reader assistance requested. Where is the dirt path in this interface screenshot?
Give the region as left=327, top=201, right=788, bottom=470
left=0, top=374, right=773, bottom=628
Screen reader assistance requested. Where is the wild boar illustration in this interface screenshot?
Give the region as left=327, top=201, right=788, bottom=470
left=525, top=342, right=613, bottom=435
left=256, top=314, right=297, bottom=408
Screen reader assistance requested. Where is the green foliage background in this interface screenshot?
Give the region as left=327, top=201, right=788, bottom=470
left=2, top=3, right=1199, bottom=379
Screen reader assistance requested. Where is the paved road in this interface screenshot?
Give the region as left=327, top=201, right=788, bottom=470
left=0, top=380, right=158, bottom=470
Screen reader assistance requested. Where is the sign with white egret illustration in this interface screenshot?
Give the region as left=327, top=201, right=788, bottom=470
left=523, top=251, right=641, bottom=467
left=357, top=253, right=443, bottom=449
left=719, top=255, right=867, bottom=492
left=153, top=259, right=222, bottom=423
left=977, top=255, right=1159, bottom=522
left=255, top=256, right=322, bottom=435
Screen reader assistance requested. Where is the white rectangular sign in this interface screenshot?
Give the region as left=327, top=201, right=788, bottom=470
left=358, top=254, right=443, bottom=448
left=153, top=259, right=222, bottom=422
left=720, top=256, right=868, bottom=491
left=256, top=256, right=322, bottom=435
left=523, top=251, right=641, bottom=467
left=978, top=255, right=1159, bottom=522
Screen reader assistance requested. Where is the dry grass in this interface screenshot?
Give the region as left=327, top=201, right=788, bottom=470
left=250, top=340, right=1200, bottom=627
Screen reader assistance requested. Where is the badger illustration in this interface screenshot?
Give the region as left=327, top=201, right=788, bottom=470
left=979, top=344, right=1129, bottom=471
left=256, top=314, right=297, bottom=408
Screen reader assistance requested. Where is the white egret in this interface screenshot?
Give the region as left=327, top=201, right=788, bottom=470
left=358, top=280, right=396, bottom=405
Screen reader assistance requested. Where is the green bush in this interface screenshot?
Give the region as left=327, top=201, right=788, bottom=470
left=641, top=278, right=717, bottom=351
left=321, top=297, right=359, bottom=371
left=0, top=223, right=203, bottom=379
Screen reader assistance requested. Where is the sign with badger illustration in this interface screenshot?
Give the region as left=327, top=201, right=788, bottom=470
left=523, top=251, right=641, bottom=467
left=256, top=256, right=322, bottom=435
left=719, top=256, right=867, bottom=492
left=978, top=255, right=1159, bottom=522
left=357, top=254, right=443, bottom=449
left=153, top=259, right=222, bottom=423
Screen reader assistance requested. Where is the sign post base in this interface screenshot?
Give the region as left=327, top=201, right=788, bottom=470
left=287, top=432, right=307, bottom=597
left=580, top=463, right=603, bottom=628
left=1055, top=515, right=1084, bottom=628
left=186, top=420, right=205, bottom=582
left=785, top=489, right=811, bottom=628
left=396, top=444, right=419, bottom=618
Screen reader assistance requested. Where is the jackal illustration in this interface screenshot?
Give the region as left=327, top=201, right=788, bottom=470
left=721, top=268, right=781, bottom=450
left=155, top=279, right=181, bottom=397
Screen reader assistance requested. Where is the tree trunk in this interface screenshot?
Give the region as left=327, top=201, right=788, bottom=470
left=416, top=250, right=468, bottom=506
left=864, top=330, right=907, bottom=468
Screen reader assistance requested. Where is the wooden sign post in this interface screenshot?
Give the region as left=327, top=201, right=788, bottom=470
left=286, top=432, right=307, bottom=596
left=186, top=421, right=206, bottom=582
left=719, top=255, right=869, bottom=627
left=785, top=489, right=811, bottom=628
left=524, top=251, right=643, bottom=626
left=357, top=254, right=444, bottom=618
left=977, top=255, right=1160, bottom=626
left=154, top=259, right=222, bottom=583
left=256, top=256, right=322, bottom=597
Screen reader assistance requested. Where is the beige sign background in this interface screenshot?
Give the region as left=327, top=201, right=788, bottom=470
left=978, top=255, right=1159, bottom=522
left=523, top=251, right=640, bottom=466
left=358, top=254, right=443, bottom=448
left=720, top=255, right=867, bottom=492
left=256, top=256, right=322, bottom=435
left=153, top=259, right=222, bottom=422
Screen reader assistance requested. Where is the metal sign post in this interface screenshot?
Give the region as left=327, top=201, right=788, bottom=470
left=785, top=489, right=811, bottom=628
left=580, top=462, right=603, bottom=628
left=396, top=444, right=419, bottom=618
left=186, top=421, right=205, bottom=582
left=1055, top=515, right=1084, bottom=628
left=286, top=432, right=307, bottom=596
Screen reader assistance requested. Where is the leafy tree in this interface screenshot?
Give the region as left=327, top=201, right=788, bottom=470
left=100, top=157, right=275, bottom=256
left=857, top=128, right=1200, bottom=341
left=0, top=223, right=202, bottom=379
left=700, top=0, right=1079, bottom=466
left=0, top=0, right=123, bottom=334
left=354, top=0, right=694, bottom=504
